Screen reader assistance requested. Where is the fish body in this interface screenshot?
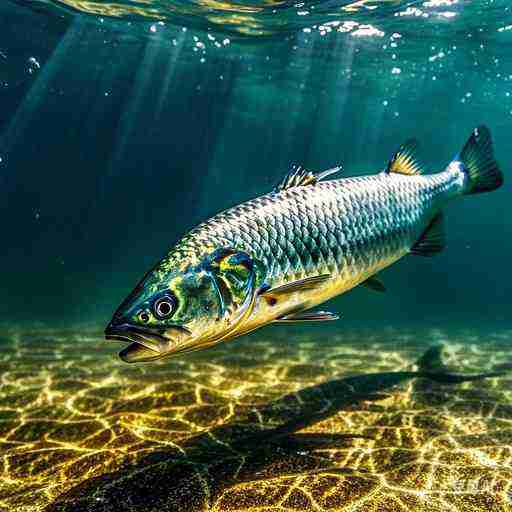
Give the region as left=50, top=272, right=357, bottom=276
left=106, top=126, right=503, bottom=362
left=171, top=170, right=458, bottom=335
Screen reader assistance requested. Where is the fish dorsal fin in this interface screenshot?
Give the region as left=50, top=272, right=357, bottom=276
left=410, top=213, right=445, bottom=256
left=385, top=139, right=424, bottom=176
left=274, top=164, right=342, bottom=192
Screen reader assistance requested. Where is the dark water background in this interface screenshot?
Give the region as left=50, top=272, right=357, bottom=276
left=0, top=0, right=510, bottom=330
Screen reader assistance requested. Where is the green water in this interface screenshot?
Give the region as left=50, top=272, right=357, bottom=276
left=0, top=1, right=511, bottom=511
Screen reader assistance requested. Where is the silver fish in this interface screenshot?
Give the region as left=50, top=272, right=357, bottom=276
left=105, top=125, right=503, bottom=362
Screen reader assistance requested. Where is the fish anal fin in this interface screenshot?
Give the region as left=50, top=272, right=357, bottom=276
left=275, top=310, right=339, bottom=323
left=410, top=214, right=445, bottom=257
left=260, top=274, right=331, bottom=305
left=360, top=275, right=386, bottom=293
left=385, top=139, right=424, bottom=176
left=274, top=164, right=342, bottom=192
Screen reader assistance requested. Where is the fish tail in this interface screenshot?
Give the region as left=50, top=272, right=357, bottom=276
left=450, top=125, right=503, bottom=195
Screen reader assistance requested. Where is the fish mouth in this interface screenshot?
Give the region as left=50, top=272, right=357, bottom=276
left=105, top=323, right=167, bottom=362
left=105, top=323, right=194, bottom=363
left=105, top=323, right=167, bottom=349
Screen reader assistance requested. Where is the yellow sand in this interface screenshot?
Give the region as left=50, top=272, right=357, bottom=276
left=1, top=326, right=511, bottom=511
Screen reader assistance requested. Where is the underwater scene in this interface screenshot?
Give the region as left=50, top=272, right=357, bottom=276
left=1, top=1, right=512, bottom=511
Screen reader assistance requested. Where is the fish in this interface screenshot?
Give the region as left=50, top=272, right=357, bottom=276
left=105, top=125, right=503, bottom=363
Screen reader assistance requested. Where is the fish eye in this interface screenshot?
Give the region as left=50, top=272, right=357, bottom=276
left=139, top=311, right=150, bottom=323
left=153, top=295, right=176, bottom=319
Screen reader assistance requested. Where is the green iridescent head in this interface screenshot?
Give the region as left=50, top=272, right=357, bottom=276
left=105, top=248, right=261, bottom=362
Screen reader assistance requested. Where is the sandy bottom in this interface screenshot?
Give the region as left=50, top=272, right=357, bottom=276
left=1, top=326, right=512, bottom=512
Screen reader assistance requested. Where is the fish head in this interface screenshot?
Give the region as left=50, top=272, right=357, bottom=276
left=105, top=247, right=262, bottom=362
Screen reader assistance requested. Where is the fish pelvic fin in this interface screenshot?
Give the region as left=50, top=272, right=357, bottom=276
left=274, top=164, right=342, bottom=192
left=274, top=310, right=339, bottom=323
left=385, top=139, right=425, bottom=176
left=450, top=125, right=503, bottom=195
left=410, top=213, right=445, bottom=257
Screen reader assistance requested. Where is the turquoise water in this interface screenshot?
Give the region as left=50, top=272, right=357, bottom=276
left=1, top=1, right=510, bottom=329
left=0, top=1, right=511, bottom=511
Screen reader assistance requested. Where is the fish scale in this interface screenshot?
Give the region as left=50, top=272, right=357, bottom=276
left=169, top=172, right=455, bottom=290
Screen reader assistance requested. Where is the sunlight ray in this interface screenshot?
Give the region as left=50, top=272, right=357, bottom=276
left=0, top=19, right=85, bottom=157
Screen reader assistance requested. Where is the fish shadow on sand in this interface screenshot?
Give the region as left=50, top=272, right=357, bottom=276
left=45, top=346, right=505, bottom=512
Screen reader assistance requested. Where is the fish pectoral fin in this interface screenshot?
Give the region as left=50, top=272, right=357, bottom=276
left=274, top=310, right=339, bottom=323
left=410, top=213, right=445, bottom=256
left=273, top=164, right=342, bottom=192
left=385, top=139, right=425, bottom=176
left=260, top=274, right=331, bottom=305
left=360, top=275, right=386, bottom=293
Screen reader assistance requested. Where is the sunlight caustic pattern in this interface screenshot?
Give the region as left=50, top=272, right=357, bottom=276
left=1, top=327, right=512, bottom=511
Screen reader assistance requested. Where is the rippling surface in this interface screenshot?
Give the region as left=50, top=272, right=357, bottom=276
left=2, top=327, right=512, bottom=511
left=17, top=0, right=512, bottom=37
